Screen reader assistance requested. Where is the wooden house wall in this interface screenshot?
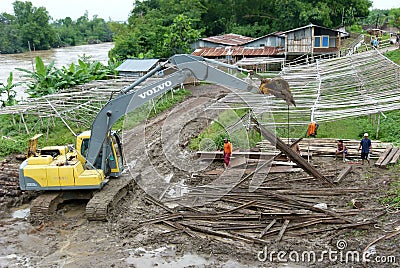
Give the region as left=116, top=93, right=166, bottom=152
left=286, top=28, right=312, bottom=54
left=286, top=26, right=340, bottom=55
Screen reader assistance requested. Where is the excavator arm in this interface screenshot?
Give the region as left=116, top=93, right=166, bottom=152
left=85, top=54, right=287, bottom=170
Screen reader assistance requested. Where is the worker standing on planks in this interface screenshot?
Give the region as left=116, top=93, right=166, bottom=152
left=358, top=133, right=372, bottom=165
left=223, top=137, right=232, bottom=169
left=307, top=121, right=318, bottom=137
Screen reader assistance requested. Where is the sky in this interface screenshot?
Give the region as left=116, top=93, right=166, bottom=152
left=0, top=0, right=134, bottom=21
left=0, top=0, right=399, bottom=22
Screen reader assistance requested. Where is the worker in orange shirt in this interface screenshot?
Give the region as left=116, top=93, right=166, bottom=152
left=307, top=121, right=318, bottom=137
left=223, top=137, right=232, bottom=168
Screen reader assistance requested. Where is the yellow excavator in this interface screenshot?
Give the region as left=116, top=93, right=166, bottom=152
left=19, top=54, right=294, bottom=220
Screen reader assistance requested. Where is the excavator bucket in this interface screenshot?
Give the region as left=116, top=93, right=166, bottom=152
left=26, top=133, right=43, bottom=158
left=259, top=78, right=296, bottom=106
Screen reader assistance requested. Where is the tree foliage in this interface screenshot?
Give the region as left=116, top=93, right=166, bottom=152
left=110, top=0, right=374, bottom=59
left=52, top=13, right=113, bottom=47
left=0, top=1, right=114, bottom=54
left=109, top=0, right=205, bottom=59
left=388, top=8, right=400, bottom=29
left=12, top=1, right=55, bottom=50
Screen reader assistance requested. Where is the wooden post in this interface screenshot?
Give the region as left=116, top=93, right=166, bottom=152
left=376, top=112, right=381, bottom=139
left=20, top=113, right=29, bottom=135
left=46, top=117, right=50, bottom=142
left=251, top=116, right=333, bottom=186
left=287, top=105, right=290, bottom=145
left=27, top=41, right=35, bottom=71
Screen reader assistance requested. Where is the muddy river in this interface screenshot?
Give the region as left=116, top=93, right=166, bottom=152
left=0, top=42, right=114, bottom=100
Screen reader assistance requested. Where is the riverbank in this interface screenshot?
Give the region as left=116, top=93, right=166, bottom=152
left=0, top=42, right=114, bottom=101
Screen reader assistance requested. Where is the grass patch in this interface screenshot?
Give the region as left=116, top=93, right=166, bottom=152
left=122, top=88, right=191, bottom=130
left=189, top=108, right=262, bottom=151
left=274, top=110, right=400, bottom=144
left=0, top=114, right=83, bottom=157
left=385, top=49, right=400, bottom=65
left=0, top=88, right=191, bottom=157
left=380, top=164, right=400, bottom=209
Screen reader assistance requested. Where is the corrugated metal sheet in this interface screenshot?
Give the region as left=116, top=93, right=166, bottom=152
left=192, top=46, right=282, bottom=57
left=116, top=59, right=159, bottom=72
left=201, top=34, right=255, bottom=46
left=284, top=23, right=341, bottom=34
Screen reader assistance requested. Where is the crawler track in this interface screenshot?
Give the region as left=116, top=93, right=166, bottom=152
left=29, top=192, right=64, bottom=221
left=85, top=174, right=137, bottom=221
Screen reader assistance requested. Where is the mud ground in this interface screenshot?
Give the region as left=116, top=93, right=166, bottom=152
left=0, top=85, right=399, bottom=268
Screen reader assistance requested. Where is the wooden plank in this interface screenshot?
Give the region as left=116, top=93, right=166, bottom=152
left=374, top=146, right=392, bottom=166
left=259, top=219, right=277, bottom=238
left=218, top=200, right=257, bottom=214
left=276, top=219, right=290, bottom=242
left=139, top=214, right=182, bottom=224
left=269, top=167, right=302, bottom=174
left=270, top=193, right=353, bottom=223
left=252, top=117, right=333, bottom=186
left=389, top=148, right=400, bottom=164
left=273, top=137, right=303, bottom=160
left=380, top=148, right=399, bottom=167
left=334, top=165, right=352, bottom=184
left=197, top=151, right=276, bottom=160
left=229, top=156, right=247, bottom=168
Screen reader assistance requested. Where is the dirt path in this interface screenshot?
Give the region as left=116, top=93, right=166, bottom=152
left=0, top=85, right=399, bottom=268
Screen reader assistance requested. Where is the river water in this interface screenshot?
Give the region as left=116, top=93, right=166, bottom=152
left=0, top=42, right=114, bottom=100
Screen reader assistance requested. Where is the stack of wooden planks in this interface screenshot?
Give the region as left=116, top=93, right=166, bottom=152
left=0, top=157, right=27, bottom=208
left=143, top=168, right=380, bottom=245
left=257, top=138, right=392, bottom=159
left=375, top=146, right=400, bottom=168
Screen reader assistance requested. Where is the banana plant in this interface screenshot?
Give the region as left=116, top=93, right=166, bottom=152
left=15, top=55, right=119, bottom=98
left=0, top=72, right=20, bottom=107
left=16, top=56, right=64, bottom=97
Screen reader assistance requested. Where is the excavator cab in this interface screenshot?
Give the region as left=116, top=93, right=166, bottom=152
left=76, top=131, right=124, bottom=177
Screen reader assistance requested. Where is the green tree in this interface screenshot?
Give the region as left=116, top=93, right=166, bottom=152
left=388, top=8, right=400, bottom=28
left=13, top=1, right=55, bottom=50
left=87, top=16, right=113, bottom=43
left=110, top=0, right=205, bottom=59
left=363, top=8, right=389, bottom=28
left=162, top=14, right=202, bottom=56
left=0, top=12, right=23, bottom=53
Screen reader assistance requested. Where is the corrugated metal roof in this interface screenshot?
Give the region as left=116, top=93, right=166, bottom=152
left=192, top=46, right=282, bottom=57
left=284, top=23, right=343, bottom=34
left=116, top=59, right=159, bottom=72
left=250, top=32, right=285, bottom=42
left=201, top=34, right=255, bottom=46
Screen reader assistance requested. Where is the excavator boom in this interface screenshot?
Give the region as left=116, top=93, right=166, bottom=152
left=86, top=54, right=261, bottom=169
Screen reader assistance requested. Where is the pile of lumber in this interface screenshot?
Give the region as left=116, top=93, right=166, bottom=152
left=257, top=138, right=392, bottom=159
left=0, top=158, right=25, bottom=207
left=143, top=169, right=379, bottom=245
left=375, top=146, right=400, bottom=168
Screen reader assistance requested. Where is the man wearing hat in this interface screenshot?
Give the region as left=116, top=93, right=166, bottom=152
left=358, top=133, right=372, bottom=165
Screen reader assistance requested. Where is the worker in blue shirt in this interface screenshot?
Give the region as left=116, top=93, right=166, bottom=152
left=358, top=133, right=372, bottom=165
